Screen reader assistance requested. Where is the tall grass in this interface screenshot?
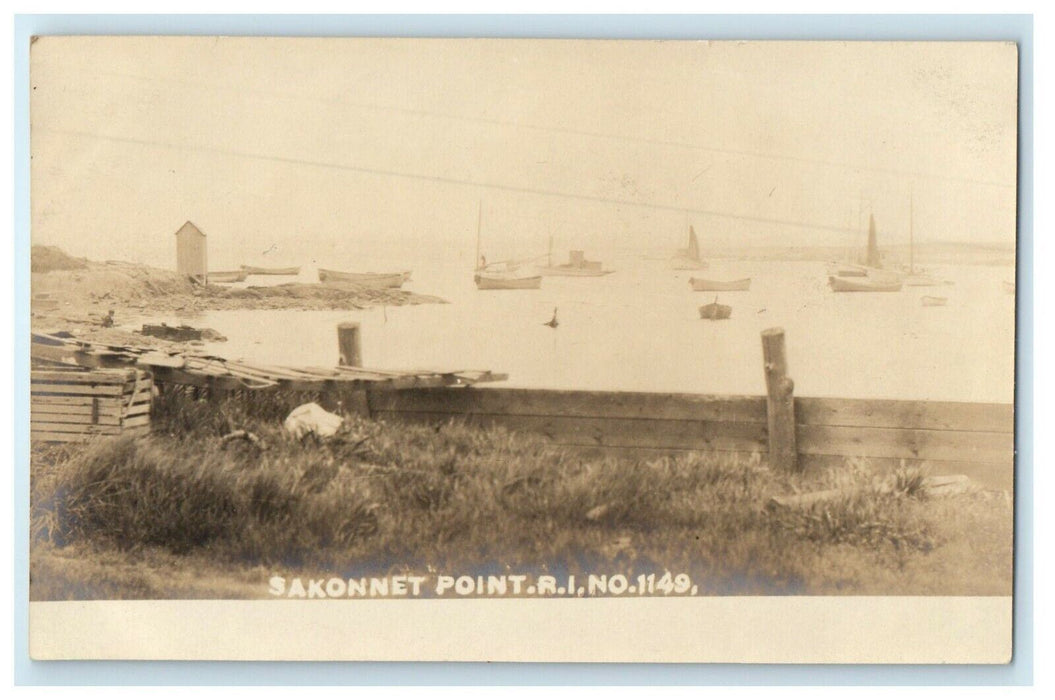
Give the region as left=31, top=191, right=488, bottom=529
left=31, top=390, right=1003, bottom=594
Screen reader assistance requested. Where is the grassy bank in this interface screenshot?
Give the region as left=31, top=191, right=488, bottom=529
left=31, top=390, right=1013, bottom=599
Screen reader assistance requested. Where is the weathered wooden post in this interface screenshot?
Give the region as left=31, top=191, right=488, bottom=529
left=337, top=322, right=362, bottom=367
left=761, top=327, right=798, bottom=471
left=337, top=322, right=370, bottom=417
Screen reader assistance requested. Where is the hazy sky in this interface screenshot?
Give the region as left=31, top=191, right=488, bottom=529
left=30, top=38, right=1018, bottom=269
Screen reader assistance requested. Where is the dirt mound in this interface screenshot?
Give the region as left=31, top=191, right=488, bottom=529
left=31, top=246, right=88, bottom=273
left=32, top=260, right=197, bottom=307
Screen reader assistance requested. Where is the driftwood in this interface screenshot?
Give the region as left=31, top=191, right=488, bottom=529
left=221, top=429, right=265, bottom=450
left=766, top=474, right=972, bottom=510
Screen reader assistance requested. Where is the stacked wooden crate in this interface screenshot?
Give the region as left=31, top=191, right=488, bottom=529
left=30, top=367, right=152, bottom=443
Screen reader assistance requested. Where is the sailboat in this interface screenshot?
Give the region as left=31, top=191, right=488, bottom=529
left=901, top=195, right=944, bottom=287
left=671, top=225, right=707, bottom=270
left=829, top=214, right=902, bottom=292
left=473, top=201, right=542, bottom=290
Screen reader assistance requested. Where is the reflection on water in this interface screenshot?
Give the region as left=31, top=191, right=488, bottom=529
left=166, top=259, right=1014, bottom=403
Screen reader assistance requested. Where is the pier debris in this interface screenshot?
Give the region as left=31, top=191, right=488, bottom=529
left=140, top=323, right=227, bottom=343
left=765, top=475, right=974, bottom=510
left=221, top=429, right=265, bottom=450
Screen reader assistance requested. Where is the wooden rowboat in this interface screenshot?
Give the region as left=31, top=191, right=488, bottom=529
left=240, top=265, right=301, bottom=276
left=689, top=277, right=751, bottom=292
left=474, top=272, right=542, bottom=290
left=208, top=270, right=248, bottom=283
left=318, top=268, right=411, bottom=288
left=699, top=297, right=732, bottom=320
left=828, top=275, right=902, bottom=292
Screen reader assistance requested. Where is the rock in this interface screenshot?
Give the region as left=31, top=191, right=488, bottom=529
left=284, top=402, right=344, bottom=439
left=585, top=504, right=611, bottom=521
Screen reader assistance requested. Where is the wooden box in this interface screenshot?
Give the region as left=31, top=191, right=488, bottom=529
left=31, top=367, right=152, bottom=443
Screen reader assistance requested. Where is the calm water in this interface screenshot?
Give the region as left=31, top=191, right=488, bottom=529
left=159, top=257, right=1015, bottom=403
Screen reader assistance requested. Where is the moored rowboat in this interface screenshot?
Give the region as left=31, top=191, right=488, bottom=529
left=474, top=272, right=542, bottom=290
left=318, top=268, right=411, bottom=288
left=208, top=270, right=248, bottom=283
left=240, top=265, right=301, bottom=276
left=689, top=277, right=751, bottom=292
left=698, top=297, right=732, bottom=320
left=828, top=275, right=902, bottom=292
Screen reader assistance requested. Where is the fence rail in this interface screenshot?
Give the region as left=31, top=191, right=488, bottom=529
left=367, top=387, right=1014, bottom=489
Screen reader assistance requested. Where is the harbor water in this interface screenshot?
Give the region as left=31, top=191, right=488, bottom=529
left=169, top=257, right=1015, bottom=404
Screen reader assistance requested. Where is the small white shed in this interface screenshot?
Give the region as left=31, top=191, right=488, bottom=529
left=174, top=221, right=207, bottom=281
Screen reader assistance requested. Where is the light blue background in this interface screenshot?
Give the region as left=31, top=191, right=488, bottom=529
left=13, top=13, right=1033, bottom=685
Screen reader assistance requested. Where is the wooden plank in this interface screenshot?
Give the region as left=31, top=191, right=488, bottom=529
left=31, top=425, right=152, bottom=443
left=371, top=410, right=767, bottom=452
left=30, top=431, right=90, bottom=443
left=29, top=400, right=150, bottom=418
left=31, top=395, right=125, bottom=409
left=796, top=397, right=1013, bottom=433
left=150, top=366, right=272, bottom=390
left=368, top=388, right=769, bottom=423
left=29, top=383, right=128, bottom=396
left=122, top=414, right=151, bottom=428
left=30, top=422, right=124, bottom=435
left=29, top=410, right=121, bottom=426
left=30, top=369, right=136, bottom=384
left=797, top=424, right=1013, bottom=464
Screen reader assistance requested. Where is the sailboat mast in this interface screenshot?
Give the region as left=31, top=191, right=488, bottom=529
left=475, top=201, right=482, bottom=270
left=909, top=194, right=915, bottom=275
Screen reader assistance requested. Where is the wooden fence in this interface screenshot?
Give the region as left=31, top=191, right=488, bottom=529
left=366, top=387, right=1014, bottom=490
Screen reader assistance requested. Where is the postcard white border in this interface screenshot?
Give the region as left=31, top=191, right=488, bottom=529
left=30, top=597, right=1011, bottom=663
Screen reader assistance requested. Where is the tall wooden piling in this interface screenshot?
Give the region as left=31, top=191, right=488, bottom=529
left=761, top=327, right=798, bottom=471
left=337, top=322, right=369, bottom=417
left=337, top=322, right=362, bottom=367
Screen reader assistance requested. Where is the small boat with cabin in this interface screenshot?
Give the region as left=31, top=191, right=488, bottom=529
left=537, top=245, right=613, bottom=277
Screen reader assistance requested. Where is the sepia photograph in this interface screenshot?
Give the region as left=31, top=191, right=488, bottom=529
left=25, top=35, right=1018, bottom=663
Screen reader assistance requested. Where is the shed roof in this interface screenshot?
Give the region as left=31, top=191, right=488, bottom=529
left=174, top=221, right=205, bottom=237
